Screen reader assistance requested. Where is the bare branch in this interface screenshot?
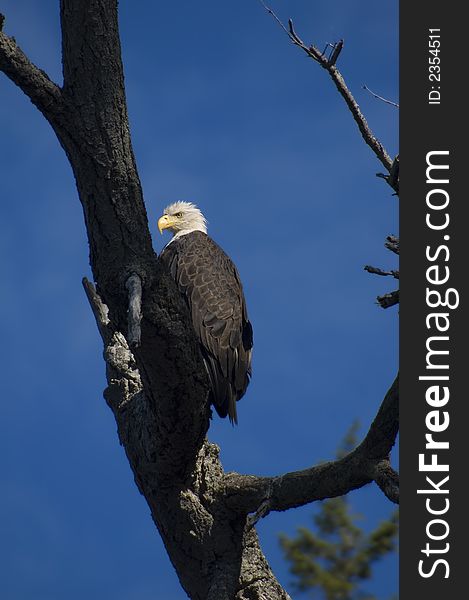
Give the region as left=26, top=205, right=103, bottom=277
left=364, top=266, right=399, bottom=279
left=377, top=290, right=399, bottom=309
left=365, top=232, right=400, bottom=307
left=387, top=155, right=399, bottom=193
left=325, top=65, right=393, bottom=174
left=82, top=277, right=112, bottom=341
left=385, top=235, right=400, bottom=255
left=328, top=39, right=344, bottom=66
left=125, top=273, right=142, bottom=348
left=363, top=84, right=399, bottom=108
left=357, top=374, right=399, bottom=459
left=372, top=460, right=399, bottom=504
left=287, top=19, right=313, bottom=54
left=246, top=478, right=276, bottom=529
left=0, top=20, right=62, bottom=117
left=257, top=2, right=394, bottom=175
left=224, top=376, right=399, bottom=517
left=82, top=277, right=143, bottom=409
left=377, top=156, right=399, bottom=194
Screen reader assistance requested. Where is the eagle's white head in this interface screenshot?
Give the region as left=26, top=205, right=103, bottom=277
left=158, top=201, right=208, bottom=240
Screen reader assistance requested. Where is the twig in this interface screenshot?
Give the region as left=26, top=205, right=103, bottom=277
left=363, top=84, right=399, bottom=108
left=125, top=273, right=143, bottom=347
left=256, top=0, right=292, bottom=39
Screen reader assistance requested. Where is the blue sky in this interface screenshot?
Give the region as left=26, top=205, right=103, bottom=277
left=0, top=1, right=398, bottom=598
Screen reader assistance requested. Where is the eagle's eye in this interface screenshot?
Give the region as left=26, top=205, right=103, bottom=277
left=174, top=212, right=183, bottom=218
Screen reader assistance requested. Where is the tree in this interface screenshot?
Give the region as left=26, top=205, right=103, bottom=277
left=0, top=3, right=398, bottom=599
left=280, top=424, right=399, bottom=600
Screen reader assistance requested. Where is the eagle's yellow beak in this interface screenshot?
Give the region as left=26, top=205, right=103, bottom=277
left=158, top=214, right=175, bottom=234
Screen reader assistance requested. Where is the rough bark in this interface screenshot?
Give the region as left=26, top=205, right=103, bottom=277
left=1, top=3, right=399, bottom=599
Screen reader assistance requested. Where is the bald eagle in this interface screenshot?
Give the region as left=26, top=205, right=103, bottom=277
left=157, top=202, right=253, bottom=424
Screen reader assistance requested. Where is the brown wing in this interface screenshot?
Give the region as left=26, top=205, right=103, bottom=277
left=159, top=231, right=252, bottom=424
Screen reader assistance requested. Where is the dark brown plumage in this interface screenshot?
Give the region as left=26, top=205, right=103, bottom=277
left=159, top=230, right=252, bottom=424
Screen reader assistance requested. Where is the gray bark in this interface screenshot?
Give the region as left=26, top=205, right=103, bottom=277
left=0, top=2, right=398, bottom=599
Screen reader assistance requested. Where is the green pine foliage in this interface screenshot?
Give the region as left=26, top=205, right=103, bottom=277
left=279, top=423, right=398, bottom=600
